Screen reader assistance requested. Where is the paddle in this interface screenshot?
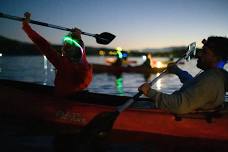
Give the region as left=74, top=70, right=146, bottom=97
left=77, top=42, right=197, bottom=150
left=0, top=12, right=116, bottom=45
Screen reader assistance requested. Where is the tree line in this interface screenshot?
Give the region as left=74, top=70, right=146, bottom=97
left=0, top=35, right=199, bottom=57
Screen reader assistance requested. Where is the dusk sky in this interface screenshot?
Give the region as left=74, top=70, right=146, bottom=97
left=0, top=0, right=227, bottom=51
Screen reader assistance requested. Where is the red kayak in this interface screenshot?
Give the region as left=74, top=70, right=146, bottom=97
left=0, top=79, right=228, bottom=150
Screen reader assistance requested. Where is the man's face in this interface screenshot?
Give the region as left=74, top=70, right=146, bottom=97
left=62, top=43, right=73, bottom=54
left=62, top=43, right=81, bottom=62
left=196, top=43, right=217, bottom=70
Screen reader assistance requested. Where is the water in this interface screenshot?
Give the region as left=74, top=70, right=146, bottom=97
left=0, top=55, right=203, bottom=96
left=0, top=55, right=227, bottom=152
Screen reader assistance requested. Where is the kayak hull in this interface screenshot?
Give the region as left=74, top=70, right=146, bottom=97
left=0, top=79, right=228, bottom=150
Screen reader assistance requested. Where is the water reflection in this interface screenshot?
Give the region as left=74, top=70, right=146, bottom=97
left=1, top=56, right=221, bottom=96
left=115, top=75, right=124, bottom=96
left=155, top=78, right=162, bottom=91
left=0, top=56, right=2, bottom=73
left=114, top=72, right=154, bottom=96
left=43, top=55, right=48, bottom=85
left=142, top=72, right=152, bottom=82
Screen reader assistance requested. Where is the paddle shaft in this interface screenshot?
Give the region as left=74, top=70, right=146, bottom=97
left=0, top=12, right=95, bottom=37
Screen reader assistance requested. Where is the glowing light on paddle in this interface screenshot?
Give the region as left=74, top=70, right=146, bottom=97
left=63, top=36, right=84, bottom=55
left=117, top=50, right=123, bottom=59
left=122, top=52, right=128, bottom=58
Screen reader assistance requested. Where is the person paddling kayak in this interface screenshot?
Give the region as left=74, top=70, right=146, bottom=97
left=22, top=12, right=92, bottom=96
left=139, top=36, right=228, bottom=114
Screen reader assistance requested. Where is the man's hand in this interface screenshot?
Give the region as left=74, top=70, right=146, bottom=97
left=138, top=83, right=151, bottom=96
left=24, top=12, right=31, bottom=23
left=166, top=63, right=179, bottom=74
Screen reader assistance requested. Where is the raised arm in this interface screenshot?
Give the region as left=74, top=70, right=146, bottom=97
left=22, top=12, right=61, bottom=68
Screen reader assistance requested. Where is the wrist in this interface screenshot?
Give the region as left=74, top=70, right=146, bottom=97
left=22, top=21, right=30, bottom=30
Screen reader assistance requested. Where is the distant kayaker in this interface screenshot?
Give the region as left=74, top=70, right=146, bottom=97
left=141, top=53, right=157, bottom=68
left=112, top=50, right=130, bottom=67
left=139, top=36, right=228, bottom=114
left=22, top=12, right=92, bottom=96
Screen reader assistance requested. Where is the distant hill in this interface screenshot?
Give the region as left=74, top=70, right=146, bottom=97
left=0, top=35, right=113, bottom=56
left=0, top=35, right=40, bottom=55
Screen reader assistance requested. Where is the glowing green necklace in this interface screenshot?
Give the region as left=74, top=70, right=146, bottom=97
left=63, top=35, right=84, bottom=55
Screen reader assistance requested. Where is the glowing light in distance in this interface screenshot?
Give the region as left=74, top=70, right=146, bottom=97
left=142, top=55, right=147, bottom=61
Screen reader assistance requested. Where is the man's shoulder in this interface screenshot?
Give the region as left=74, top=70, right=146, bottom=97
left=198, top=68, right=225, bottom=81
left=203, top=68, right=227, bottom=75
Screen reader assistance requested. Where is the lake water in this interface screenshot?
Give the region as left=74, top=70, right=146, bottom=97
left=0, top=55, right=206, bottom=96
left=0, top=55, right=227, bottom=152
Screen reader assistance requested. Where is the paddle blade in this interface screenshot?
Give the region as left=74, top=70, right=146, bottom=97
left=78, top=111, right=119, bottom=151
left=95, top=32, right=116, bottom=45
left=186, top=42, right=196, bottom=61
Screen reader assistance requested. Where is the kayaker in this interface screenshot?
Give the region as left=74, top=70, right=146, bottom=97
left=22, top=12, right=92, bottom=96
left=112, top=50, right=130, bottom=67
left=141, top=53, right=157, bottom=68
left=138, top=36, right=228, bottom=114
